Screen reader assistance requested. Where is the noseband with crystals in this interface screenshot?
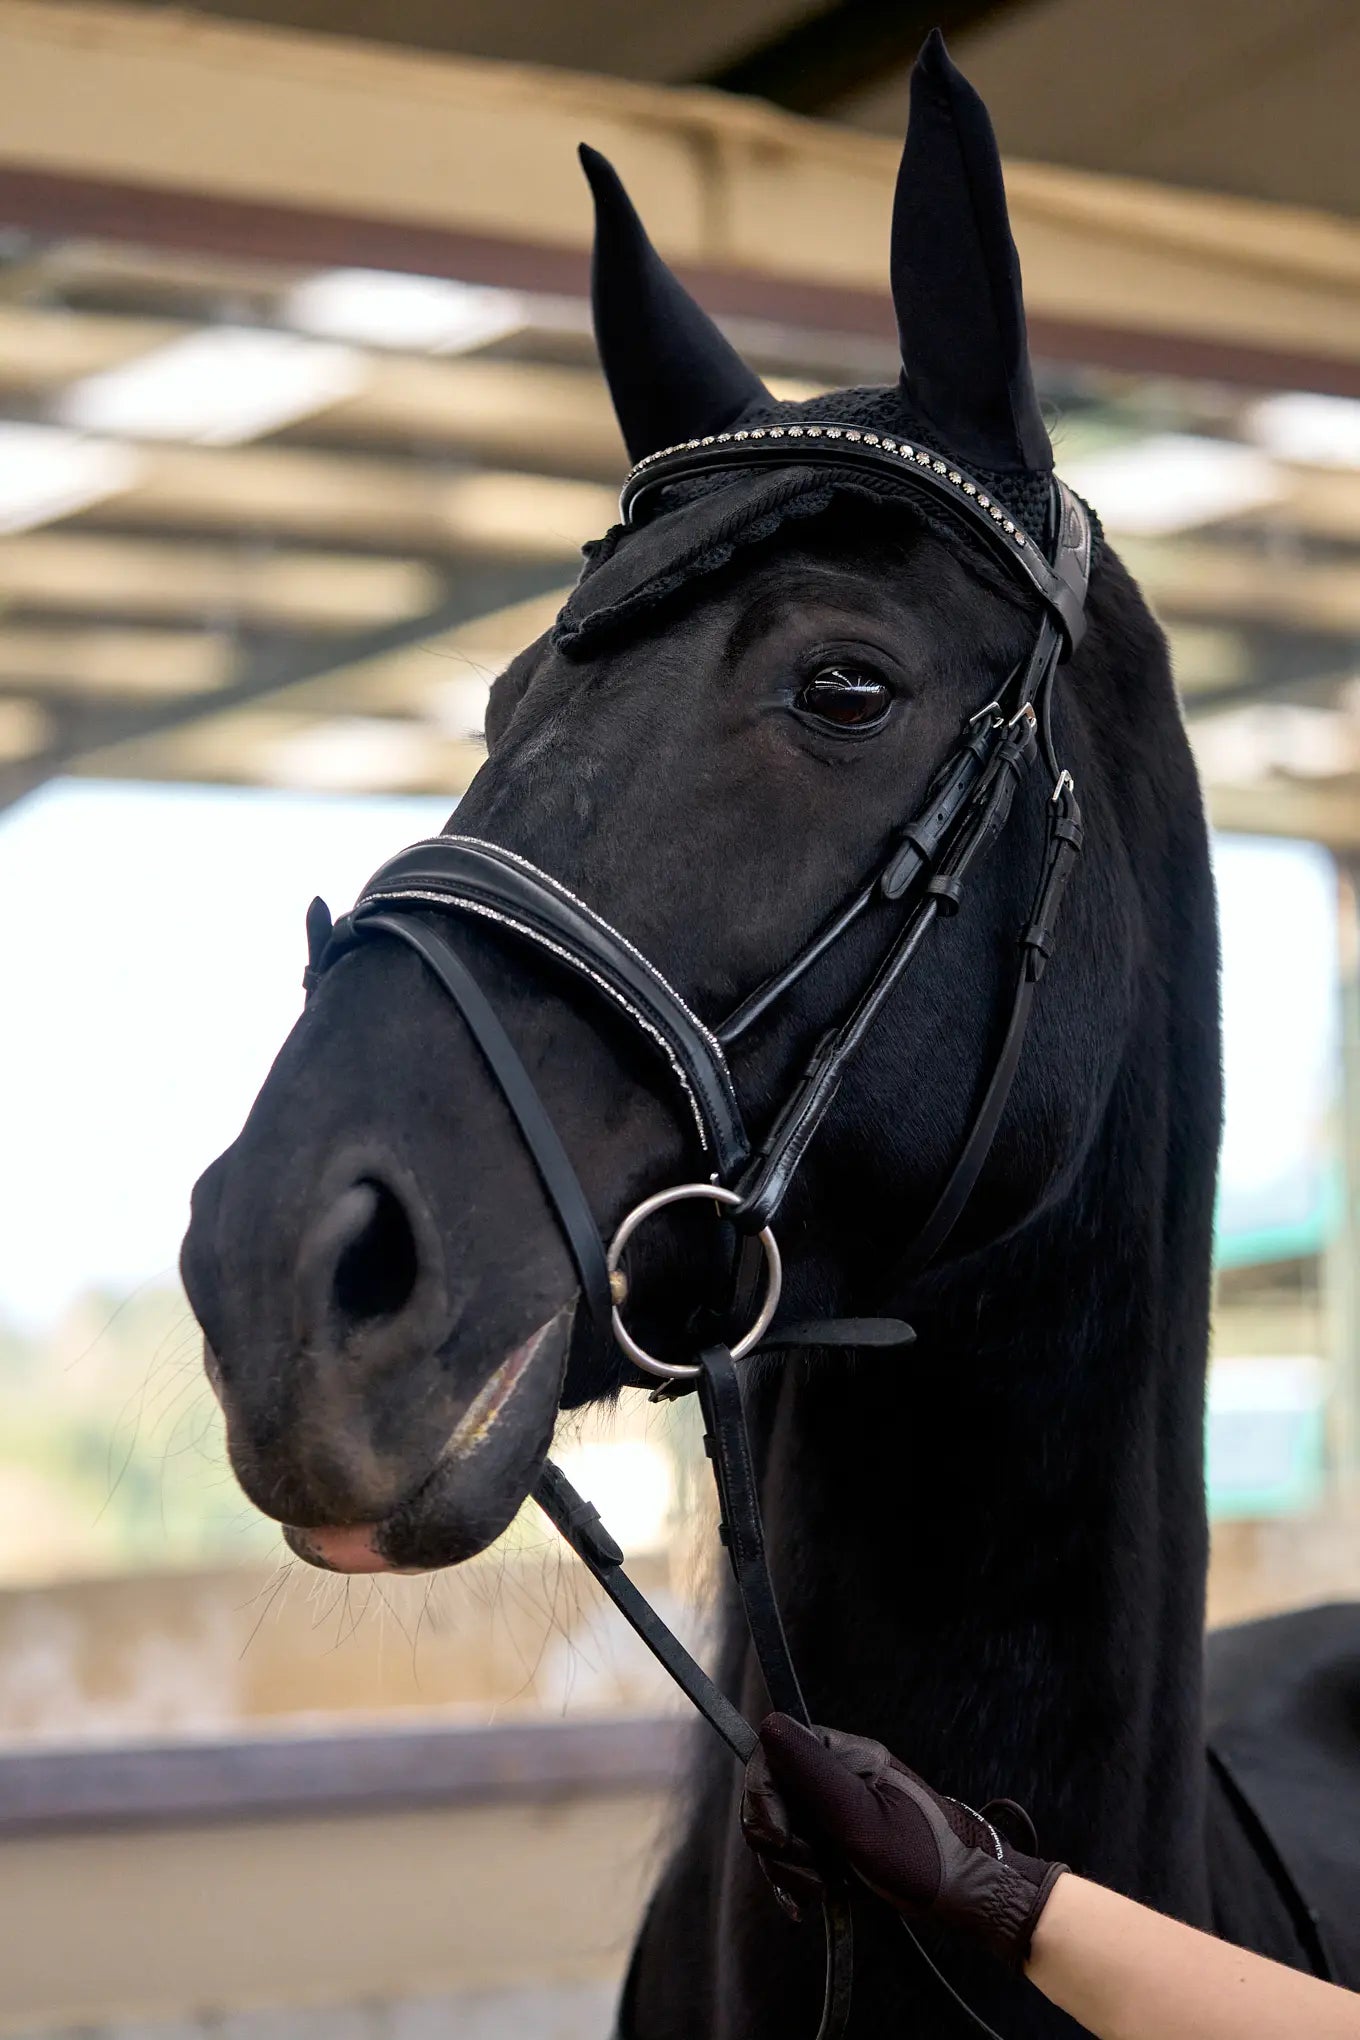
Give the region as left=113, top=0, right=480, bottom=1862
left=304, top=429, right=1092, bottom=2040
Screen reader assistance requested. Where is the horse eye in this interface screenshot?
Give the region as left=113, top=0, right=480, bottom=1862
left=796, top=664, right=892, bottom=729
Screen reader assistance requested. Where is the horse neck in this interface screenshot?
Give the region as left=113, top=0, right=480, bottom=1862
left=742, top=1034, right=1218, bottom=1924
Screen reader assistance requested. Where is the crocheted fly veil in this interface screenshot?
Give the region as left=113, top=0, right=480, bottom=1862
left=554, top=30, right=1098, bottom=659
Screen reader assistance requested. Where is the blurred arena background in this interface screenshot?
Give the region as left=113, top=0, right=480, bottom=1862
left=0, top=2, right=1355, bottom=2034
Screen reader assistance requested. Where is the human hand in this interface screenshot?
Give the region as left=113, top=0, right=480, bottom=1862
left=741, top=1713, right=1066, bottom=1970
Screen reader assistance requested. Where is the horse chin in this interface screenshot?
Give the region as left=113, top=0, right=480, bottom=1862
left=282, top=1304, right=574, bottom=1574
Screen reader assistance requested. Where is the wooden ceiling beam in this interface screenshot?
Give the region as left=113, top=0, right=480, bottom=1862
left=1208, top=777, right=1360, bottom=852
left=104, top=445, right=617, bottom=558
left=0, top=622, right=231, bottom=694
left=0, top=558, right=564, bottom=810
left=0, top=302, right=182, bottom=384
left=0, top=529, right=441, bottom=627
left=228, top=585, right=571, bottom=723
left=75, top=706, right=487, bottom=796
left=320, top=355, right=624, bottom=476
left=1236, top=466, right=1360, bottom=547
left=1123, top=540, right=1360, bottom=637
left=0, top=4, right=1352, bottom=390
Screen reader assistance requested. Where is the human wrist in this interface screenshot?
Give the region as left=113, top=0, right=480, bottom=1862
left=1024, top=1864, right=1073, bottom=1976
left=950, top=1851, right=1067, bottom=1970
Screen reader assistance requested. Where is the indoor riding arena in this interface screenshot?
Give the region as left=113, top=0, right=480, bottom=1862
left=0, top=5, right=1356, bottom=2038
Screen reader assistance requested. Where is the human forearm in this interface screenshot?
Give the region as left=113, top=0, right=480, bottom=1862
left=742, top=1717, right=1360, bottom=2040
left=1027, top=1872, right=1360, bottom=2040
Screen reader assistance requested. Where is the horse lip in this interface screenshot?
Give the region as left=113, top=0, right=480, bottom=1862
left=440, top=1308, right=569, bottom=1464
left=285, top=1521, right=406, bottom=1573
left=282, top=1303, right=573, bottom=1573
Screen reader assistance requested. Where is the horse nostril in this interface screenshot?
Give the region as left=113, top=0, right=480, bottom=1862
left=331, top=1178, right=420, bottom=1326
left=293, top=1168, right=447, bottom=1367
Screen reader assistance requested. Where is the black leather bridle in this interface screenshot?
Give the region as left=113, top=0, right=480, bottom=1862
left=303, top=426, right=1092, bottom=2040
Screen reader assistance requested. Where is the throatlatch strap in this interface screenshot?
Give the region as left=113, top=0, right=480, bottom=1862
left=905, top=968, right=1036, bottom=1273
left=900, top=774, right=1084, bottom=1276
left=349, top=912, right=613, bottom=1334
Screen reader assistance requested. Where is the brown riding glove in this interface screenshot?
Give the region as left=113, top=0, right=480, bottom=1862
left=742, top=1712, right=1067, bottom=1971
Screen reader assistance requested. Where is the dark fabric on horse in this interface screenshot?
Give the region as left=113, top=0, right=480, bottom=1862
left=566, top=23, right=1104, bottom=670
left=564, top=19, right=1104, bottom=669
left=554, top=466, right=837, bottom=655
left=744, top=1714, right=1067, bottom=1972
left=551, top=384, right=1102, bottom=660
left=891, top=31, right=1052, bottom=474
left=579, top=143, right=772, bottom=464
left=737, top=383, right=1068, bottom=541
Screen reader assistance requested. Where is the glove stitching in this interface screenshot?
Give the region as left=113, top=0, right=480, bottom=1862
left=945, top=1794, right=1005, bottom=1862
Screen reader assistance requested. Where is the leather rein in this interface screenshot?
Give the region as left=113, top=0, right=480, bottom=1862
left=303, top=428, right=1093, bottom=2040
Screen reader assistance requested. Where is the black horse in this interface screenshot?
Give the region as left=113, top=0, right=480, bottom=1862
left=181, top=33, right=1360, bottom=2039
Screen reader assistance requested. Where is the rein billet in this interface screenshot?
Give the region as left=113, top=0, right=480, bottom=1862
left=302, top=430, right=1092, bottom=2040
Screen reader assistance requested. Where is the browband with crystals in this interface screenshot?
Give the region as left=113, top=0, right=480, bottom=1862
left=618, top=422, right=1091, bottom=657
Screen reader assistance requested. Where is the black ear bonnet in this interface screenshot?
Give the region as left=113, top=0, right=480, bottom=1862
left=554, top=31, right=1100, bottom=659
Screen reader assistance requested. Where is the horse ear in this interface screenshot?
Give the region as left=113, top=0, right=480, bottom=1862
left=892, top=30, right=1051, bottom=474
left=579, top=144, right=771, bottom=465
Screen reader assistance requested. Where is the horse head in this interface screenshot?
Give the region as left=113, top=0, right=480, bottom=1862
left=181, top=34, right=1176, bottom=1578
